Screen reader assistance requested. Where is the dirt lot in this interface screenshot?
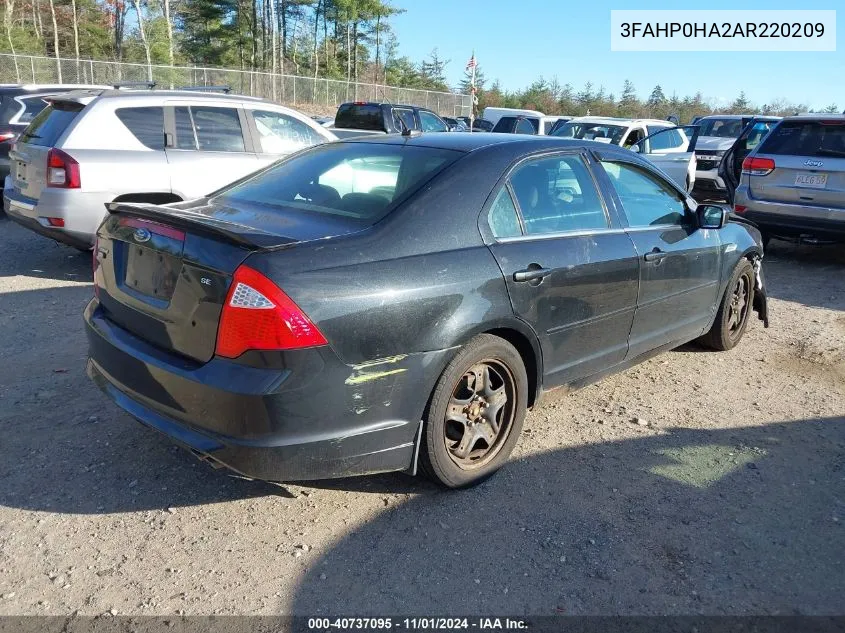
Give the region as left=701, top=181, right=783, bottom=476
left=0, top=217, right=843, bottom=617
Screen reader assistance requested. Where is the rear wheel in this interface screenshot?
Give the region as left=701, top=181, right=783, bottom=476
left=699, top=259, right=755, bottom=351
left=420, top=334, right=527, bottom=488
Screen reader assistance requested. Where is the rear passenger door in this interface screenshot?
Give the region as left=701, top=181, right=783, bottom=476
left=164, top=103, right=257, bottom=199
left=595, top=155, right=722, bottom=358
left=484, top=151, right=640, bottom=387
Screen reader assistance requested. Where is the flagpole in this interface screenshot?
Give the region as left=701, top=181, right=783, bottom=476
left=469, top=50, right=476, bottom=132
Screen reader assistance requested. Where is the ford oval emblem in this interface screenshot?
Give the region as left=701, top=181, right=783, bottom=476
left=804, top=159, right=824, bottom=168
left=133, top=227, right=151, bottom=243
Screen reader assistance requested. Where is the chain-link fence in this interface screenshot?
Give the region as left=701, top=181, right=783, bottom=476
left=0, top=53, right=472, bottom=117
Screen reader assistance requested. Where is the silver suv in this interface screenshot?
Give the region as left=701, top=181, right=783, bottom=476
left=721, top=115, right=845, bottom=244
left=4, top=89, right=336, bottom=249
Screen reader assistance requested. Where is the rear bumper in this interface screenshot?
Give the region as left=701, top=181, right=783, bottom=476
left=735, top=192, right=845, bottom=240
left=85, top=300, right=451, bottom=481
left=3, top=186, right=109, bottom=248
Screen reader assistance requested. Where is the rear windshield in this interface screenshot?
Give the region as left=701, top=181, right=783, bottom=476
left=216, top=143, right=462, bottom=225
left=19, top=102, right=82, bottom=146
left=335, top=104, right=384, bottom=131
left=19, top=96, right=50, bottom=124
left=758, top=120, right=845, bottom=158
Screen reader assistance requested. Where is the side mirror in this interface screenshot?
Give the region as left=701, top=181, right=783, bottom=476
left=630, top=142, right=642, bottom=153
left=697, top=204, right=730, bottom=229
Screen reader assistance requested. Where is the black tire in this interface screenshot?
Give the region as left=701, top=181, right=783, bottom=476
left=699, top=259, right=755, bottom=351
left=420, top=334, right=528, bottom=488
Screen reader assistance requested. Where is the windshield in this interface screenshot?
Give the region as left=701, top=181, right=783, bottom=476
left=552, top=121, right=626, bottom=144
left=758, top=120, right=845, bottom=157
left=216, top=143, right=462, bottom=225
left=698, top=118, right=745, bottom=138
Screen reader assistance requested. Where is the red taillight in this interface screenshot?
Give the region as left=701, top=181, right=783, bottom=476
left=46, top=148, right=80, bottom=188
left=742, top=156, right=775, bottom=176
left=0, top=131, right=16, bottom=143
left=215, top=265, right=327, bottom=359
left=46, top=217, right=65, bottom=227
left=734, top=205, right=747, bottom=214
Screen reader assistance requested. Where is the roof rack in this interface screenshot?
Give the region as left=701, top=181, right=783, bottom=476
left=178, top=85, right=232, bottom=94
left=113, top=81, right=157, bottom=90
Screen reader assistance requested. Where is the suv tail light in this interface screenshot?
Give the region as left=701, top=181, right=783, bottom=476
left=215, top=265, right=327, bottom=358
left=742, top=156, right=775, bottom=176
left=47, top=148, right=81, bottom=188
left=0, top=131, right=16, bottom=143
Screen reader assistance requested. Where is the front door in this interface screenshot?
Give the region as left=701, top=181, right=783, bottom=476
left=719, top=118, right=779, bottom=205
left=638, top=125, right=700, bottom=191
left=595, top=156, right=722, bottom=358
left=164, top=103, right=258, bottom=199
left=484, top=151, right=640, bottom=387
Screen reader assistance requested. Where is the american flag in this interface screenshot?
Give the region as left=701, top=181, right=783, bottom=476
left=465, top=54, right=477, bottom=70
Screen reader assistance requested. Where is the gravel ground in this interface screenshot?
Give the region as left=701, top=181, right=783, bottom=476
left=0, top=218, right=843, bottom=617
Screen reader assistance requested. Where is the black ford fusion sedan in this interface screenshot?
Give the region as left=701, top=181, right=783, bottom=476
left=85, top=133, right=768, bottom=488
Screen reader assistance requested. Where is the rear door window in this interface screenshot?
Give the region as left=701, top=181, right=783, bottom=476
left=19, top=103, right=82, bottom=146
left=508, top=155, right=608, bottom=234
left=757, top=120, right=845, bottom=157
left=192, top=106, right=245, bottom=152
left=335, top=104, right=384, bottom=130
left=116, top=106, right=165, bottom=150
left=171, top=106, right=245, bottom=152
left=392, top=108, right=416, bottom=131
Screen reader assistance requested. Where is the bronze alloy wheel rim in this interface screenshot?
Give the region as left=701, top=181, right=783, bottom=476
left=728, top=275, right=750, bottom=337
left=444, top=359, right=517, bottom=470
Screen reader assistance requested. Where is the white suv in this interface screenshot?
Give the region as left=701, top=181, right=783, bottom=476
left=551, top=116, right=698, bottom=191
left=4, top=88, right=336, bottom=249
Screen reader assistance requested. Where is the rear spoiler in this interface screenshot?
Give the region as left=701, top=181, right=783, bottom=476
left=105, top=202, right=296, bottom=250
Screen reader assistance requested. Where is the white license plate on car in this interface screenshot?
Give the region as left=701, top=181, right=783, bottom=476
left=794, top=172, right=828, bottom=188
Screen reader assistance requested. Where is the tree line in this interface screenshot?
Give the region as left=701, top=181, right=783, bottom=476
left=465, top=70, right=840, bottom=122
left=0, top=0, right=835, bottom=119
left=1, top=0, right=454, bottom=90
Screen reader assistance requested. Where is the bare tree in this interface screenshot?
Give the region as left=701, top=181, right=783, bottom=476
left=131, top=0, right=153, bottom=81
left=163, top=0, right=175, bottom=68
left=312, top=0, right=320, bottom=84
left=47, top=0, right=60, bottom=82
left=4, top=0, right=20, bottom=82
left=70, top=0, right=81, bottom=80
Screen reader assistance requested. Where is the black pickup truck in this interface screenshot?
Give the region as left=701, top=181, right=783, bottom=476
left=331, top=101, right=451, bottom=138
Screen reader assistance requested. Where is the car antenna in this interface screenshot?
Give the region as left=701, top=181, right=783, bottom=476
left=398, top=115, right=419, bottom=138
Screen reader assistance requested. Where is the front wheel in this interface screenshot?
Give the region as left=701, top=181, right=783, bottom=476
left=699, top=259, right=755, bottom=351
left=420, top=334, right=528, bottom=488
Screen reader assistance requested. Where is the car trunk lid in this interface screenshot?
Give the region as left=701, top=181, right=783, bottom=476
left=94, top=200, right=363, bottom=363
left=9, top=99, right=86, bottom=199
